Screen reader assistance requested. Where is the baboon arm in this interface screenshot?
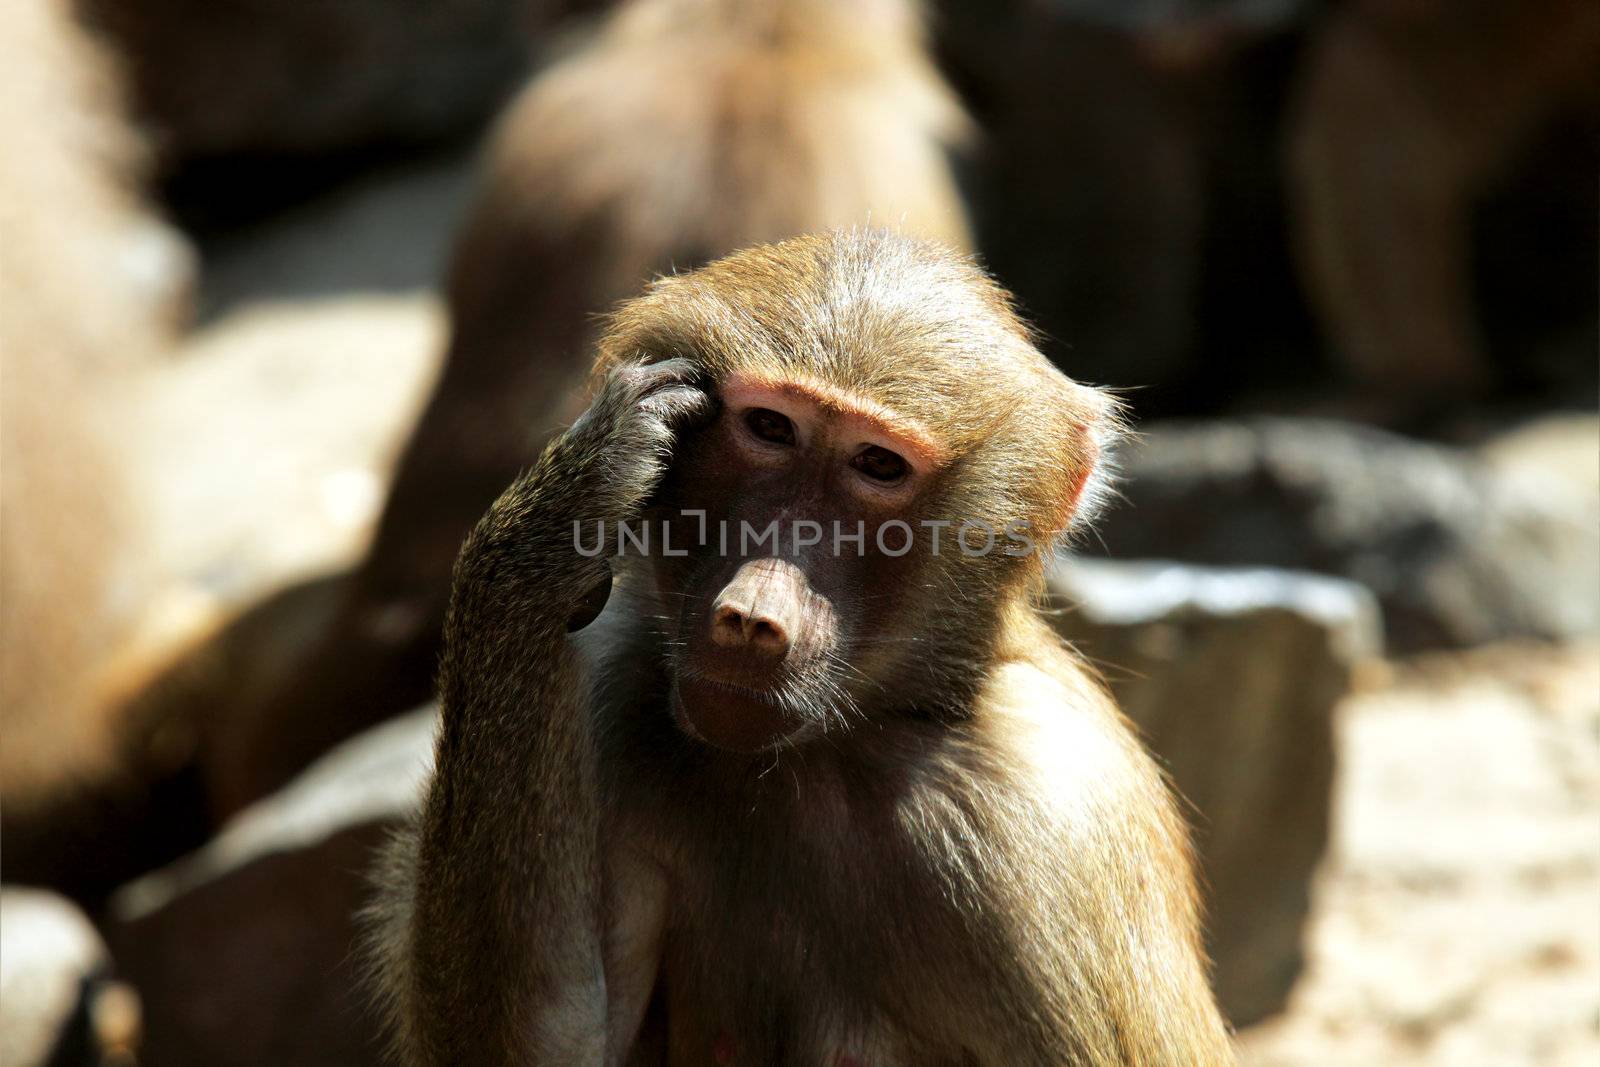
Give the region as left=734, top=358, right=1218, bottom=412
left=407, top=632, right=610, bottom=1066
left=395, top=359, right=707, bottom=1065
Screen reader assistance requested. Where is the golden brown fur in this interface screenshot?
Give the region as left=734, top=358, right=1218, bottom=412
left=366, top=231, right=1233, bottom=1065
left=0, top=0, right=184, bottom=851
left=484, top=0, right=971, bottom=267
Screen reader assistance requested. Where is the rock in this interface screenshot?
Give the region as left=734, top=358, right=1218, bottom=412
left=134, top=151, right=454, bottom=598
left=0, top=888, right=140, bottom=1067
left=1479, top=413, right=1600, bottom=511
left=105, top=708, right=436, bottom=1067
left=1048, top=557, right=1382, bottom=1027
left=1092, top=417, right=1600, bottom=652
left=196, top=153, right=472, bottom=320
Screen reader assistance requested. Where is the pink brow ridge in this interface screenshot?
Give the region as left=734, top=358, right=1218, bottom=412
left=723, top=371, right=952, bottom=467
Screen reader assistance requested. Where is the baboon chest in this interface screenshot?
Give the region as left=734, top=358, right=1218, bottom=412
left=632, top=808, right=971, bottom=1066
left=650, top=899, right=917, bottom=1067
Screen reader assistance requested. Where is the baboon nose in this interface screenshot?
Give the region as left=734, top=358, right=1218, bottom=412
left=711, top=602, right=790, bottom=655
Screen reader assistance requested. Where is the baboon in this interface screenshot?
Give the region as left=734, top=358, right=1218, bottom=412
left=0, top=0, right=203, bottom=895
left=209, top=0, right=973, bottom=816
left=1288, top=0, right=1600, bottom=401
left=368, top=231, right=1235, bottom=1065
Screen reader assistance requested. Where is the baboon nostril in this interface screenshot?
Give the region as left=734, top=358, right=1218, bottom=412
left=746, top=617, right=787, bottom=651
left=711, top=603, right=788, bottom=653
left=712, top=604, right=745, bottom=643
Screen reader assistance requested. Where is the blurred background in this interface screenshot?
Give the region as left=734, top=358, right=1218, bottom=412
left=0, top=0, right=1595, bottom=1064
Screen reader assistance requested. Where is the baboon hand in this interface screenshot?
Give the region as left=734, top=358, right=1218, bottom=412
left=538, top=358, right=714, bottom=629
left=456, top=360, right=714, bottom=631
left=563, top=357, right=718, bottom=522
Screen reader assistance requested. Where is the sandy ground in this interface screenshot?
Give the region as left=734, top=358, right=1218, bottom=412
left=1241, top=643, right=1600, bottom=1066
left=130, top=157, right=1600, bottom=1065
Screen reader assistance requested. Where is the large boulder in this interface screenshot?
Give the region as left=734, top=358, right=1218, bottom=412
left=105, top=708, right=436, bottom=1067
left=1049, top=557, right=1382, bottom=1027
left=1092, top=417, right=1600, bottom=652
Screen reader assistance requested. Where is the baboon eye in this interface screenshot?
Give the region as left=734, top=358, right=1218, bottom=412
left=744, top=408, right=797, bottom=446
left=852, top=445, right=907, bottom=483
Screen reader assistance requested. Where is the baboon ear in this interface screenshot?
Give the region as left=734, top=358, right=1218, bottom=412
left=1042, top=379, right=1121, bottom=541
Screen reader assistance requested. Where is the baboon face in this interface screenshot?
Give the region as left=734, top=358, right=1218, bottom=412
left=598, top=233, right=1116, bottom=754
left=645, top=369, right=951, bottom=753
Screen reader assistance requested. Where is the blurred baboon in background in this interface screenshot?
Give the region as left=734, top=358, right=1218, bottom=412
left=1288, top=0, right=1600, bottom=406
left=0, top=0, right=201, bottom=891
left=935, top=0, right=1320, bottom=416
left=204, top=0, right=973, bottom=816
left=938, top=0, right=1598, bottom=419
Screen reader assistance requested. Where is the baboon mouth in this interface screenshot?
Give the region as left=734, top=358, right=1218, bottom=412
left=684, top=675, right=780, bottom=704
left=671, top=675, right=796, bottom=753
